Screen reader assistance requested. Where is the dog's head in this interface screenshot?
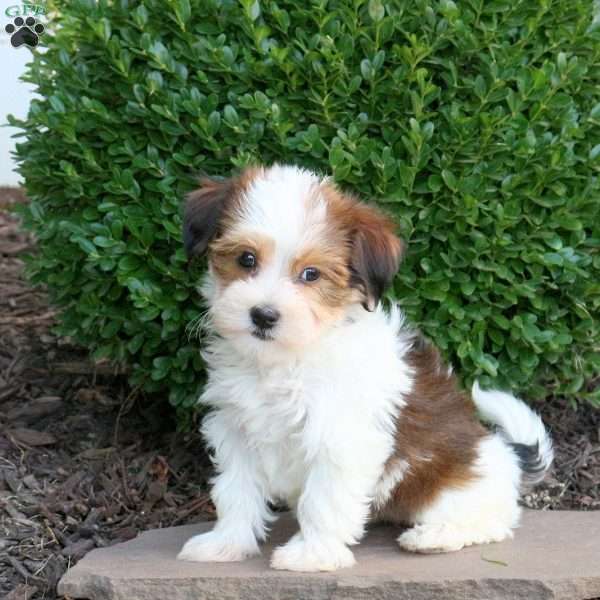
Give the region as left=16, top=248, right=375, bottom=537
left=184, top=165, right=404, bottom=358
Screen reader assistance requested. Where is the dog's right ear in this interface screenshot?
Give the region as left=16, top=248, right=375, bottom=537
left=183, top=176, right=234, bottom=259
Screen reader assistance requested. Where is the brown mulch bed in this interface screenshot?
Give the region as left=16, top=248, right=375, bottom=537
left=0, top=187, right=598, bottom=599
left=0, top=190, right=214, bottom=600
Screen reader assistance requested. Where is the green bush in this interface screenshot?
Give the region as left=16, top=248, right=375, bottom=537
left=12, top=0, right=600, bottom=421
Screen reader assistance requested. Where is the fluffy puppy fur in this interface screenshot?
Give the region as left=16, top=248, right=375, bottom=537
left=177, top=164, right=553, bottom=572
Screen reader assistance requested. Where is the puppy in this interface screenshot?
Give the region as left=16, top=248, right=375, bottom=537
left=177, top=164, right=553, bottom=572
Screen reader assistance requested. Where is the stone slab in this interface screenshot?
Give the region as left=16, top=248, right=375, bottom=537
left=58, top=510, right=600, bottom=600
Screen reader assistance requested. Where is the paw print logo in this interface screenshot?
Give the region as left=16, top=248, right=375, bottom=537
left=5, top=16, right=45, bottom=48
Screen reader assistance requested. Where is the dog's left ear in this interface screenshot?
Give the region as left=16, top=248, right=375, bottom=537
left=350, top=203, right=405, bottom=311
left=183, top=176, right=235, bottom=259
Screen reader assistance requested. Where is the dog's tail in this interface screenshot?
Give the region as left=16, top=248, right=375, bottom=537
left=472, top=381, right=553, bottom=487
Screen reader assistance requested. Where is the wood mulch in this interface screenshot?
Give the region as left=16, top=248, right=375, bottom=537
left=0, top=187, right=598, bottom=599
left=0, top=189, right=214, bottom=600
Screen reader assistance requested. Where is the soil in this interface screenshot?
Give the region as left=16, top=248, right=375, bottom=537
left=0, top=188, right=598, bottom=600
left=0, top=189, right=214, bottom=600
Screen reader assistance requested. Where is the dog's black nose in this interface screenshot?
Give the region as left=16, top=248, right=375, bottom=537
left=250, top=305, right=280, bottom=330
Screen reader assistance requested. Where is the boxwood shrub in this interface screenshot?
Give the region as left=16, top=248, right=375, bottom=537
left=11, top=0, right=600, bottom=423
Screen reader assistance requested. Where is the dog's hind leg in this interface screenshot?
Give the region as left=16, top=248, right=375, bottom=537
left=397, top=435, right=522, bottom=554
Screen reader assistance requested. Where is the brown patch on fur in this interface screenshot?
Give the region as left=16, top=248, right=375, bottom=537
left=374, top=334, right=487, bottom=524
left=183, top=166, right=264, bottom=259
left=291, top=241, right=355, bottom=310
left=211, top=233, right=275, bottom=285
left=321, top=184, right=404, bottom=310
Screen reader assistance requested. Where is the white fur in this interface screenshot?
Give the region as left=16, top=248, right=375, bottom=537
left=397, top=435, right=522, bottom=553
left=472, top=381, right=554, bottom=483
left=178, top=166, right=552, bottom=571
left=178, top=303, right=414, bottom=570
left=372, top=458, right=410, bottom=510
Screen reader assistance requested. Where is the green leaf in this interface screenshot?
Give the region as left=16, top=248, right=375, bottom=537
left=245, top=0, right=261, bottom=21
left=119, top=256, right=142, bottom=271
left=75, top=238, right=97, bottom=256
left=476, top=353, right=499, bottom=377
left=133, top=5, right=148, bottom=27
left=173, top=0, right=191, bottom=27
left=360, top=59, right=373, bottom=81
left=441, top=169, right=458, bottom=192
left=368, top=0, right=385, bottom=22
left=223, top=105, right=239, bottom=125
left=460, top=281, right=476, bottom=296
left=49, top=96, right=66, bottom=113
left=93, top=236, right=117, bottom=248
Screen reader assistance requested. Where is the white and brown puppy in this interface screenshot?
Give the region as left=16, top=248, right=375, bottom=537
left=177, top=164, right=553, bottom=572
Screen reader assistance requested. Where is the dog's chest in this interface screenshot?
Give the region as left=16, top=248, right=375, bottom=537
left=214, top=364, right=311, bottom=499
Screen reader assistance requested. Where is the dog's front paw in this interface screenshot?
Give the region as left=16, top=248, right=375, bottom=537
left=270, top=534, right=355, bottom=572
left=177, top=531, right=259, bottom=563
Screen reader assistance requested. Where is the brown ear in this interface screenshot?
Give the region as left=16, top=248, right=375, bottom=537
left=349, top=203, right=404, bottom=311
left=183, top=176, right=235, bottom=259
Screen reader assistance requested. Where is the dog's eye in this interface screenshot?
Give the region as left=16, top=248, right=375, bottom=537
left=238, top=251, right=256, bottom=269
left=300, top=267, right=320, bottom=282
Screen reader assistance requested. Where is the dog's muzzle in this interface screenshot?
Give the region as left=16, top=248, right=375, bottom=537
left=250, top=305, right=280, bottom=340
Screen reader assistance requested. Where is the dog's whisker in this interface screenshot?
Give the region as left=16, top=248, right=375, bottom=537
left=186, top=311, right=212, bottom=341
